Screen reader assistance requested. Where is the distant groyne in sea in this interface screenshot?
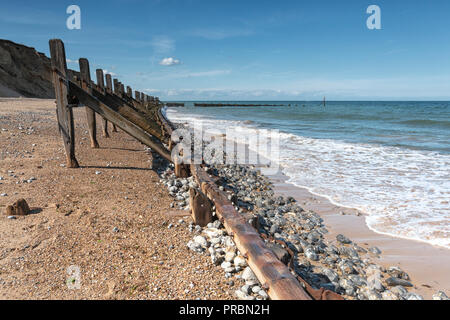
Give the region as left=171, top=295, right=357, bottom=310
left=194, top=103, right=287, bottom=107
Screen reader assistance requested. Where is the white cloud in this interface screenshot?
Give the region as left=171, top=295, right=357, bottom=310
left=102, top=69, right=117, bottom=76
left=66, top=58, right=79, bottom=64
left=159, top=57, right=181, bottom=66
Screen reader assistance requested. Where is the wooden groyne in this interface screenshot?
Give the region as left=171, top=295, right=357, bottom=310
left=49, top=38, right=341, bottom=301
left=194, top=103, right=286, bottom=107
left=165, top=102, right=185, bottom=107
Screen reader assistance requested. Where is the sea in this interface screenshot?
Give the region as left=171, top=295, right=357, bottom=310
left=165, top=101, right=450, bottom=249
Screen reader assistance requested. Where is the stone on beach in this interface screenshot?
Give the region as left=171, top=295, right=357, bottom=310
left=386, top=277, right=413, bottom=288
left=433, top=291, right=449, bottom=300
left=5, top=198, right=30, bottom=216
left=336, top=234, right=352, bottom=244
left=242, top=267, right=257, bottom=281
left=193, top=235, right=208, bottom=247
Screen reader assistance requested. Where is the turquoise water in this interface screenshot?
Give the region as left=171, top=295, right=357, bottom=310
left=170, top=101, right=450, bottom=154
left=166, top=101, right=450, bottom=248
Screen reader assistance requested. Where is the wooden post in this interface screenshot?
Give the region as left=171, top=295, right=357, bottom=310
left=189, top=188, right=213, bottom=227
left=111, top=79, right=122, bottom=132
left=79, top=58, right=99, bottom=148
left=105, top=74, right=118, bottom=132
left=127, top=86, right=132, bottom=98
left=105, top=74, right=113, bottom=93
left=49, top=39, right=79, bottom=168
left=96, top=69, right=109, bottom=138
left=135, top=91, right=140, bottom=102
left=113, top=79, right=119, bottom=95
left=121, top=83, right=125, bottom=96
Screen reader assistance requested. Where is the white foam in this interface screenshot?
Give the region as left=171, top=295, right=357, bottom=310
left=166, top=108, right=450, bottom=249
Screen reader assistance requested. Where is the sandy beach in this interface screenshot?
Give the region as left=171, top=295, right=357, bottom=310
left=271, top=172, right=450, bottom=299
left=1, top=98, right=448, bottom=300
left=0, top=98, right=240, bottom=300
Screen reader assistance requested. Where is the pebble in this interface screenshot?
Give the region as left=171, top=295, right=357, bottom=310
left=193, top=235, right=208, bottom=247
left=387, top=266, right=409, bottom=280
left=241, top=284, right=251, bottom=294
left=381, top=290, right=399, bottom=300
left=7, top=216, right=17, bottom=220
left=390, top=285, right=408, bottom=298
left=304, top=248, right=319, bottom=261
left=405, top=292, right=424, bottom=300
left=187, top=241, right=203, bottom=253
left=432, top=291, right=449, bottom=300
left=369, top=246, right=382, bottom=255
left=252, top=286, right=262, bottom=294
left=1, top=193, right=7, bottom=197
left=258, top=290, right=269, bottom=299
left=233, top=256, right=247, bottom=268
left=242, top=267, right=257, bottom=281
left=386, top=277, right=413, bottom=287
left=224, top=251, right=236, bottom=262
left=336, top=234, right=352, bottom=244
left=235, top=290, right=249, bottom=300
left=321, top=268, right=339, bottom=283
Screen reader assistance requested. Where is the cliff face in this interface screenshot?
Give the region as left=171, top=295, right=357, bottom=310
left=0, top=40, right=55, bottom=98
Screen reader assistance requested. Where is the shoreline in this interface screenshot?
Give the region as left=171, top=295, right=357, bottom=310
left=269, top=171, right=450, bottom=299
left=167, top=107, right=449, bottom=300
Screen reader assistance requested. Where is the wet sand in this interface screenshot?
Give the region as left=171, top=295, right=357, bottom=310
left=269, top=171, right=450, bottom=299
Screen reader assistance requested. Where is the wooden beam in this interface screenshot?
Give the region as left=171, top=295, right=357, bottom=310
left=68, top=80, right=172, bottom=162
left=190, top=164, right=312, bottom=300
left=127, top=86, right=132, bottom=97
left=135, top=91, right=141, bottom=102
left=90, top=87, right=166, bottom=141
left=49, top=39, right=79, bottom=168
left=79, top=58, right=99, bottom=148
left=96, top=69, right=109, bottom=138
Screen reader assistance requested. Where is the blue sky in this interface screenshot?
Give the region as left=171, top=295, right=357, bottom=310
left=1, top=0, right=450, bottom=100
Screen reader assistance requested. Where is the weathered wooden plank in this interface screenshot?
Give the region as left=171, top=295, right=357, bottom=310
left=127, top=86, right=132, bottom=97
left=88, top=86, right=166, bottom=142
left=96, top=69, right=109, bottom=138
left=49, top=39, right=79, bottom=168
left=68, top=81, right=172, bottom=162
left=135, top=91, right=141, bottom=102
left=79, top=58, right=99, bottom=148
left=190, top=164, right=312, bottom=300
